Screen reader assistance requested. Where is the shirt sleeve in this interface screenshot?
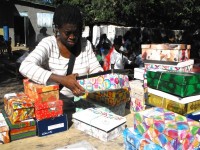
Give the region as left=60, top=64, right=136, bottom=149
left=19, top=39, right=52, bottom=85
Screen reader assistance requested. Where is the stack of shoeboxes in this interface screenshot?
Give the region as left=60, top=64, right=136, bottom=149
left=72, top=72, right=129, bottom=141
left=23, top=79, right=67, bottom=137
left=124, top=44, right=200, bottom=149
left=76, top=72, right=131, bottom=116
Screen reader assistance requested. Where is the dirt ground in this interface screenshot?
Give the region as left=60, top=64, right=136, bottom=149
left=0, top=64, right=24, bottom=109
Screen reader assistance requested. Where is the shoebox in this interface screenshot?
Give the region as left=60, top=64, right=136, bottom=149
left=141, top=44, right=190, bottom=62
left=77, top=70, right=130, bottom=93
left=147, top=70, right=200, bottom=97
left=2, top=110, right=36, bottom=141
left=23, top=79, right=59, bottom=102
left=36, top=114, right=68, bottom=137
left=0, top=112, right=10, bottom=144
left=86, top=88, right=130, bottom=107
left=35, top=100, right=63, bottom=120
left=133, top=107, right=200, bottom=150
left=147, top=87, right=200, bottom=115
left=134, top=67, right=145, bottom=80
left=72, top=108, right=126, bottom=142
left=129, top=80, right=147, bottom=112
left=144, top=59, right=194, bottom=78
left=4, top=92, right=35, bottom=123
left=74, top=97, right=126, bottom=116
left=123, top=127, right=164, bottom=150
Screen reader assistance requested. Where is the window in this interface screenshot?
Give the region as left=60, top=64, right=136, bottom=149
left=37, top=12, right=54, bottom=28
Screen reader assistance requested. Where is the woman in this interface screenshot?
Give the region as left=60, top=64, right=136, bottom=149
left=19, top=4, right=103, bottom=99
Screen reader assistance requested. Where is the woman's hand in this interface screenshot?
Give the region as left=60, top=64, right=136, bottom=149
left=49, top=73, right=85, bottom=96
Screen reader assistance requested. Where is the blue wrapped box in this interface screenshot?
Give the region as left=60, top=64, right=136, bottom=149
left=123, top=128, right=164, bottom=150
left=186, top=110, right=200, bottom=122
left=36, top=115, right=68, bottom=137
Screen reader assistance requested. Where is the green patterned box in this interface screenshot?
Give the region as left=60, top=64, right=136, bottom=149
left=147, top=71, right=200, bottom=97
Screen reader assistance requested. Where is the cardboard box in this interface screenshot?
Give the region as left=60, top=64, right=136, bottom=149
left=77, top=71, right=130, bottom=93
left=147, top=70, right=200, bottom=97
left=75, top=98, right=126, bottom=116
left=87, top=88, right=130, bottom=106
left=141, top=44, right=190, bottom=62
left=144, top=59, right=194, bottom=78
left=36, top=114, right=68, bottom=137
left=4, top=92, right=35, bottom=123
left=2, top=110, right=36, bottom=141
left=147, top=87, right=200, bottom=115
left=72, top=108, right=126, bottom=142
left=123, top=128, right=164, bottom=150
left=35, top=100, right=63, bottom=120
left=133, top=107, right=200, bottom=150
left=0, top=113, right=10, bottom=144
left=23, top=79, right=59, bottom=102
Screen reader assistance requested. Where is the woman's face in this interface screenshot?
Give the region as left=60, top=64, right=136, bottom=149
left=59, top=23, right=80, bottom=49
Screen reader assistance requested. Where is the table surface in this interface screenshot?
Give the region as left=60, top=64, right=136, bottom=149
left=1, top=110, right=133, bottom=150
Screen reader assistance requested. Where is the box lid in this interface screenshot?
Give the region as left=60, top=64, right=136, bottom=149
left=72, top=108, right=126, bottom=132
left=147, top=70, right=200, bottom=85
left=1, top=110, right=35, bottom=129
left=23, top=79, right=59, bottom=93
left=141, top=44, right=191, bottom=50
left=4, top=92, right=35, bottom=109
left=0, top=113, right=9, bottom=132
left=35, top=100, right=63, bottom=110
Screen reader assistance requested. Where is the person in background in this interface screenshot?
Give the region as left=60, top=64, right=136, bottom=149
left=103, top=37, right=132, bottom=71
left=19, top=4, right=103, bottom=99
left=36, top=27, right=50, bottom=43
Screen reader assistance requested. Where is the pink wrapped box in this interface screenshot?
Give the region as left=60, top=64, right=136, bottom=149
left=133, top=107, right=200, bottom=150
left=141, top=44, right=190, bottom=62
left=77, top=71, right=130, bottom=92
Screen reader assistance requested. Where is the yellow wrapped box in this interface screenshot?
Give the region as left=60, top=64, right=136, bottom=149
left=147, top=88, right=200, bottom=115
left=87, top=88, right=130, bottom=106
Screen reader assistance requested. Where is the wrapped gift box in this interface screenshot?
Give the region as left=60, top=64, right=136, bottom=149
left=147, top=87, right=200, bottom=115
left=147, top=70, right=200, bottom=97
left=134, top=67, right=145, bottom=80
left=35, top=100, right=63, bottom=120
left=123, top=127, right=164, bottom=150
left=141, top=44, right=190, bottom=62
left=74, top=98, right=126, bottom=116
left=186, top=111, right=200, bottom=122
left=4, top=92, right=35, bottom=123
left=0, top=113, right=10, bottom=144
left=23, top=79, right=59, bottom=102
left=36, top=114, right=68, bottom=137
left=129, top=80, right=147, bottom=112
left=2, top=110, right=36, bottom=141
left=144, top=59, right=194, bottom=79
left=86, top=88, right=130, bottom=107
left=77, top=70, right=130, bottom=93
left=72, top=108, right=126, bottom=142
left=133, top=107, right=200, bottom=150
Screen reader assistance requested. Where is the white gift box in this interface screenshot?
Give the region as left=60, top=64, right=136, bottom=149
left=134, top=68, right=145, bottom=80
left=72, top=108, right=126, bottom=142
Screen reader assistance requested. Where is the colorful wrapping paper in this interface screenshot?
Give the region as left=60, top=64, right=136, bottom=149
left=35, top=100, right=63, bottom=120
left=147, top=88, right=200, bottom=115
left=144, top=59, right=194, bottom=79
left=86, top=88, right=130, bottom=106
left=141, top=44, right=190, bottom=62
left=23, top=79, right=59, bottom=102
left=123, top=127, right=164, bottom=150
left=72, top=108, right=126, bottom=142
left=0, top=113, right=10, bottom=144
left=2, top=110, right=36, bottom=141
left=4, top=92, right=35, bottom=123
left=147, top=70, right=200, bottom=97
left=133, top=107, right=200, bottom=150
left=77, top=72, right=130, bottom=92
left=129, top=80, right=147, bottom=112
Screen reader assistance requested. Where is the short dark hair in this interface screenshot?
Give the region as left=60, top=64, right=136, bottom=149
left=53, top=4, right=83, bottom=32
left=114, top=37, right=122, bottom=46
